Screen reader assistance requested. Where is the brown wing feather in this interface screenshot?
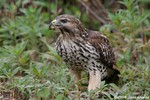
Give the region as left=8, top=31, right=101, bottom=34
left=86, top=30, right=115, bottom=69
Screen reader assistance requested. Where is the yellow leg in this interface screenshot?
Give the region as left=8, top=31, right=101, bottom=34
left=88, top=70, right=101, bottom=91
left=69, top=69, right=81, bottom=91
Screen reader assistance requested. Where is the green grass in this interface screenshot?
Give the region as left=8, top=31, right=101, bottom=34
left=0, top=0, right=150, bottom=99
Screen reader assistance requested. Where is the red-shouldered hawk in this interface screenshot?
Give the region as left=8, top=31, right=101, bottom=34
left=49, top=14, right=120, bottom=91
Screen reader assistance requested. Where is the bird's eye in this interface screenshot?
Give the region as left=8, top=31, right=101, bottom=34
left=60, top=19, right=67, bottom=23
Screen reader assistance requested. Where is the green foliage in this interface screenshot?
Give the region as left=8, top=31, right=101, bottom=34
left=0, top=0, right=150, bottom=99
left=108, top=0, right=149, bottom=35
left=99, top=0, right=150, bottom=99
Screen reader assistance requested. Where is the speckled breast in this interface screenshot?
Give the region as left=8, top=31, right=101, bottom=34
left=55, top=39, right=100, bottom=70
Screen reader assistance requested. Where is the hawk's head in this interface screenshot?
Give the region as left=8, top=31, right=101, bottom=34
left=49, top=14, right=86, bottom=36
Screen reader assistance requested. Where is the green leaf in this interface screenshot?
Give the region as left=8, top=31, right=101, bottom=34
left=37, top=88, right=50, bottom=98
left=56, top=94, right=64, bottom=100
left=32, top=65, right=39, bottom=77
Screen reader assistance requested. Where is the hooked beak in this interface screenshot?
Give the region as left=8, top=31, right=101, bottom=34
left=49, top=19, right=61, bottom=29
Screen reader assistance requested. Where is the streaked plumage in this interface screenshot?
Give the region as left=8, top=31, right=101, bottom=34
left=49, top=14, right=120, bottom=91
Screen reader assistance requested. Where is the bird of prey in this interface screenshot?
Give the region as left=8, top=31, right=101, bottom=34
left=49, top=14, right=120, bottom=91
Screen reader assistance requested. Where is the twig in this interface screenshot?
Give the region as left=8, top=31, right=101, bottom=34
left=134, top=27, right=150, bottom=35
left=78, top=0, right=107, bottom=24
left=95, top=0, right=109, bottom=14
